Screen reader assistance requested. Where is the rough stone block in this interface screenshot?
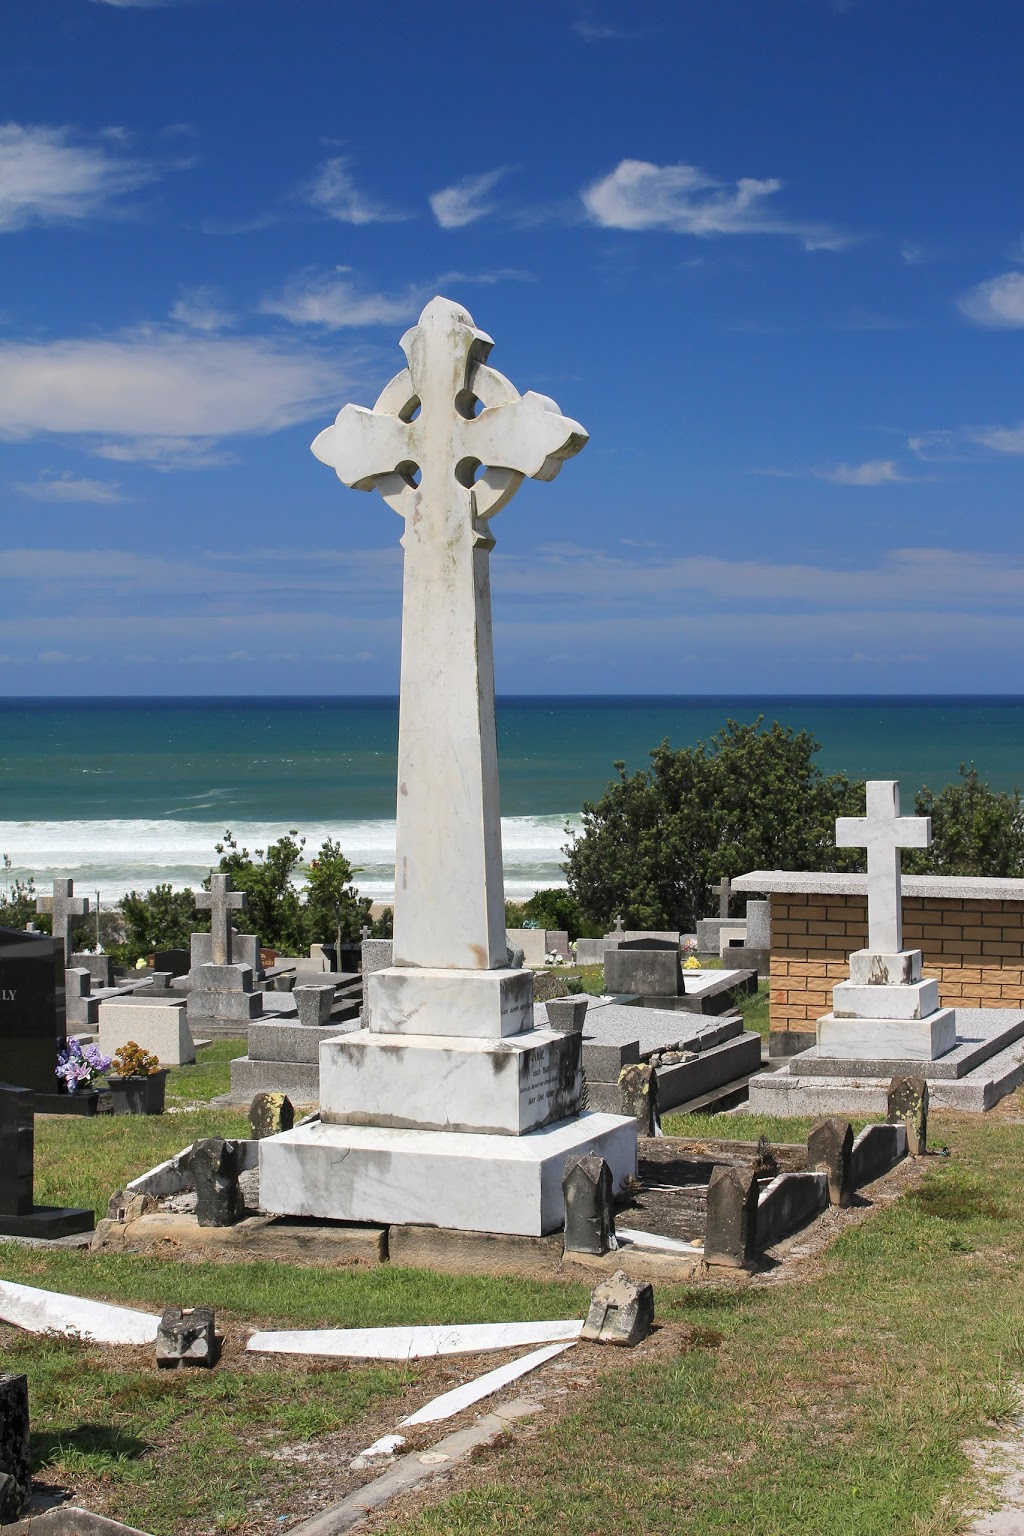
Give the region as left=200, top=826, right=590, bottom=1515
left=98, top=999, right=195, bottom=1065
left=368, top=966, right=533, bottom=1039
left=617, top=1062, right=659, bottom=1136
left=704, top=1165, right=759, bottom=1267
left=192, top=1138, right=246, bottom=1227
left=806, top=1118, right=854, bottom=1206
left=294, top=984, right=335, bottom=1028
left=562, top=1154, right=614, bottom=1255
left=580, top=1269, right=653, bottom=1345
left=156, top=1306, right=218, bottom=1368
left=249, top=1092, right=294, bottom=1140
left=546, top=996, right=589, bottom=1034
left=192, top=963, right=254, bottom=993
left=888, top=1075, right=928, bottom=1154
left=0, top=1373, right=30, bottom=1524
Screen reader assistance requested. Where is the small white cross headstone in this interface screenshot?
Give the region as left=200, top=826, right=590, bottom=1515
left=710, top=876, right=732, bottom=920
left=835, top=780, right=930, bottom=953
left=312, top=296, right=587, bottom=971
left=37, top=878, right=89, bottom=965
left=195, top=874, right=248, bottom=966
left=360, top=924, right=373, bottom=942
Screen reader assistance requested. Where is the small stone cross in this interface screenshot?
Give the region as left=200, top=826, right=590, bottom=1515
left=711, top=876, right=732, bottom=920
left=195, top=874, right=248, bottom=966
left=835, top=780, right=930, bottom=953
left=612, top=915, right=625, bottom=935
left=360, top=924, right=373, bottom=942
left=38, top=878, right=89, bottom=965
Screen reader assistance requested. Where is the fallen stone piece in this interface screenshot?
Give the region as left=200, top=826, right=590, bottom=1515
left=246, top=1319, right=583, bottom=1360
left=0, top=1280, right=158, bottom=1345
left=192, top=1138, right=247, bottom=1227
left=155, top=1306, right=218, bottom=1369
left=807, top=1117, right=854, bottom=1207
left=249, top=1092, right=294, bottom=1140
left=888, top=1074, right=928, bottom=1154
left=580, top=1270, right=654, bottom=1346
left=0, top=1374, right=30, bottom=1524
left=562, top=1154, right=615, bottom=1256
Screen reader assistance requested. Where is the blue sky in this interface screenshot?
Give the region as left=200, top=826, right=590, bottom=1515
left=2, top=0, right=1024, bottom=695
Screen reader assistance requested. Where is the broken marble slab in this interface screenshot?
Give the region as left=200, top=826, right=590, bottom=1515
left=246, top=1319, right=583, bottom=1360
left=400, top=1340, right=576, bottom=1426
left=0, top=1279, right=159, bottom=1345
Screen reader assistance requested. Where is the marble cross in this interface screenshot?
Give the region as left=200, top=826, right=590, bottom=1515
left=312, top=297, right=587, bottom=971
left=835, top=780, right=931, bottom=953
left=710, top=876, right=732, bottom=920
left=195, top=874, right=248, bottom=966
left=360, top=924, right=372, bottom=942
left=37, top=878, right=89, bottom=966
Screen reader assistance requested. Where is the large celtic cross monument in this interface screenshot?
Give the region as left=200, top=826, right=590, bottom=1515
left=259, top=298, right=636, bottom=1238
left=313, top=295, right=586, bottom=973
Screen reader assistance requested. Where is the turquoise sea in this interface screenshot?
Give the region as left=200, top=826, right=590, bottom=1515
left=1, top=696, right=1022, bottom=902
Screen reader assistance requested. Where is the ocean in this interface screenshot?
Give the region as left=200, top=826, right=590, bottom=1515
left=1, top=695, right=1023, bottom=904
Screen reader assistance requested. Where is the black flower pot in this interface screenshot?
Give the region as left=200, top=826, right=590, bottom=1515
left=106, top=1070, right=168, bottom=1116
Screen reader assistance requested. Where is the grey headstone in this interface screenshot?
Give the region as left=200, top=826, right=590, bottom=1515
left=192, top=1138, right=246, bottom=1227
left=71, top=953, right=116, bottom=988
left=156, top=1306, right=218, bottom=1369
left=573, top=937, right=607, bottom=966
left=744, top=900, right=770, bottom=950
left=562, top=1154, right=615, bottom=1255
left=604, top=947, right=681, bottom=999
left=807, top=1118, right=854, bottom=1206
left=704, top=1165, right=759, bottom=1268
left=248, top=1092, right=295, bottom=1139
left=546, top=996, right=589, bottom=1034
left=0, top=1373, right=30, bottom=1523
left=617, top=1062, right=660, bottom=1136
left=888, top=1075, right=928, bottom=1154
left=190, top=931, right=260, bottom=976
left=294, top=984, right=335, bottom=1028
left=580, top=1270, right=654, bottom=1346
left=361, top=938, right=393, bottom=1020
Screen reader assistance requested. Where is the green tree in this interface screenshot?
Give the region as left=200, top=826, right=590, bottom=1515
left=302, top=837, right=371, bottom=956
left=118, top=884, right=205, bottom=962
left=0, top=856, right=39, bottom=931
left=564, top=718, right=863, bottom=931
left=521, top=887, right=597, bottom=941
left=214, top=829, right=307, bottom=953
left=904, top=765, right=1024, bottom=877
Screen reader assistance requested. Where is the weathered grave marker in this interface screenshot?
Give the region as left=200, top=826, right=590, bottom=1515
left=36, top=878, right=89, bottom=968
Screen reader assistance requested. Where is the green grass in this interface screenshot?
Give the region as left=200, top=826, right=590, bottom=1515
left=165, top=1038, right=248, bottom=1104
left=737, top=978, right=769, bottom=1037
left=382, top=1105, right=1024, bottom=1535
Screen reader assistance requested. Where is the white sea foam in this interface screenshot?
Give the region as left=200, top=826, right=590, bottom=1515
left=0, top=815, right=579, bottom=903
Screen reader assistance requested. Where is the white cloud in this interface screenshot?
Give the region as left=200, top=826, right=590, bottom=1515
left=910, top=422, right=1024, bottom=459
left=819, top=459, right=905, bottom=486
left=307, top=156, right=405, bottom=225
left=92, top=436, right=236, bottom=470
left=0, top=330, right=353, bottom=442
left=13, top=470, right=130, bottom=503
left=958, top=271, right=1024, bottom=327
left=0, top=122, right=152, bottom=232
left=581, top=158, right=845, bottom=248
left=429, top=169, right=507, bottom=229
left=170, top=286, right=233, bottom=331
left=261, top=269, right=419, bottom=329
left=971, top=422, right=1024, bottom=455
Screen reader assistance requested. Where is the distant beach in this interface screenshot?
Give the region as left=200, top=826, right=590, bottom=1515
left=1, top=695, right=1023, bottom=904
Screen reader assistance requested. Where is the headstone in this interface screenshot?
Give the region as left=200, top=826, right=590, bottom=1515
left=71, top=953, right=115, bottom=988
left=360, top=937, right=393, bottom=1021
left=604, top=944, right=681, bottom=999
left=0, top=1082, right=94, bottom=1238
left=0, top=1373, right=30, bottom=1524
left=562, top=1154, right=615, bottom=1255
left=711, top=875, right=732, bottom=919
left=818, top=781, right=956, bottom=1062
left=98, top=998, right=195, bottom=1066
left=580, top=1270, right=654, bottom=1346
left=546, top=996, right=589, bottom=1034
left=37, top=878, right=89, bottom=967
left=703, top=1164, right=759, bottom=1267
left=294, top=984, right=335, bottom=1029
left=617, top=1062, right=660, bottom=1136
left=744, top=900, right=771, bottom=951
left=156, top=1306, right=218, bottom=1368
left=806, top=1117, right=854, bottom=1206
left=194, top=874, right=248, bottom=966
left=258, top=297, right=637, bottom=1237
left=0, top=928, right=64, bottom=1099
left=888, top=1075, right=928, bottom=1154
left=153, top=949, right=190, bottom=977
left=65, top=967, right=99, bottom=1029
left=192, top=1138, right=247, bottom=1226
left=186, top=960, right=261, bottom=1035
left=249, top=1092, right=295, bottom=1139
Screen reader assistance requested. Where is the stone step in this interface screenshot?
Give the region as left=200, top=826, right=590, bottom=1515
left=229, top=1057, right=320, bottom=1104
left=789, top=1007, right=1024, bottom=1080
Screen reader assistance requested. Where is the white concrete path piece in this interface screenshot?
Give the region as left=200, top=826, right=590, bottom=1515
left=400, top=1340, right=576, bottom=1426
left=246, top=1319, right=583, bottom=1360
left=616, top=1227, right=703, bottom=1255
left=0, top=1279, right=159, bottom=1345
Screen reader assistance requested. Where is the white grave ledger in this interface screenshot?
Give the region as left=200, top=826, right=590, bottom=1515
left=817, top=780, right=956, bottom=1060
left=259, top=297, right=637, bottom=1235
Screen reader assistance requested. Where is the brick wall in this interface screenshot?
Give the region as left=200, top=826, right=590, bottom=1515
left=769, top=893, right=1024, bottom=1049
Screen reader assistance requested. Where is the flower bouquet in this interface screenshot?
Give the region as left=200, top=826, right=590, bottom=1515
left=107, top=1040, right=168, bottom=1115
left=56, top=1038, right=112, bottom=1094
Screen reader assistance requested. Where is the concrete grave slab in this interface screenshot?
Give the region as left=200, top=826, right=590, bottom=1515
left=246, top=1319, right=583, bottom=1360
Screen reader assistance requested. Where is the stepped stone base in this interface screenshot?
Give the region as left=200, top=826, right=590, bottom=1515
left=228, top=1058, right=320, bottom=1104
left=259, top=1112, right=638, bottom=1236
left=817, top=1007, right=956, bottom=1061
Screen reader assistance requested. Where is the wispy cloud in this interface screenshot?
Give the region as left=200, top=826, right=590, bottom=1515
left=92, top=436, right=236, bottom=470
left=170, top=286, right=234, bottom=331
left=307, top=155, right=406, bottom=225
left=819, top=459, right=906, bottom=486
left=261, top=268, right=419, bottom=329
left=910, top=422, right=1024, bottom=459
left=12, top=470, right=130, bottom=503
left=0, top=122, right=153, bottom=232
left=581, top=158, right=847, bottom=249
left=971, top=422, right=1024, bottom=455
left=958, top=271, right=1024, bottom=327
left=429, top=169, right=507, bottom=229
left=0, top=330, right=356, bottom=443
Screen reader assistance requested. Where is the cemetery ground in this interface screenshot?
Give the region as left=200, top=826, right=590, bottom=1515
left=4, top=1091, right=1024, bottom=1533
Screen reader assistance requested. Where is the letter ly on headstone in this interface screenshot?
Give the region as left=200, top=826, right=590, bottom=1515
left=0, top=928, right=64, bottom=1097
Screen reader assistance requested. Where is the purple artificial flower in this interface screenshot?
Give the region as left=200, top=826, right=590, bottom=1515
left=56, top=1036, right=111, bottom=1093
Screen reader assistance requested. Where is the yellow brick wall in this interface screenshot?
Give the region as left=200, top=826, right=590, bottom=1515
left=769, top=893, right=1024, bottom=1040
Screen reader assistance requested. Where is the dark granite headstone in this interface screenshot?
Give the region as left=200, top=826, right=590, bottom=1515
left=152, top=949, right=190, bottom=977
left=0, top=928, right=64, bottom=1096
left=0, top=1373, right=31, bottom=1523
left=192, top=1138, right=247, bottom=1226
left=807, top=1118, right=854, bottom=1207
left=704, top=1164, right=759, bottom=1268
left=562, top=1154, right=615, bottom=1255
left=0, top=1082, right=95, bottom=1239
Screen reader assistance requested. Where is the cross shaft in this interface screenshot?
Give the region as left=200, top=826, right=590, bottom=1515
left=835, top=780, right=931, bottom=952
left=195, top=874, right=248, bottom=966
